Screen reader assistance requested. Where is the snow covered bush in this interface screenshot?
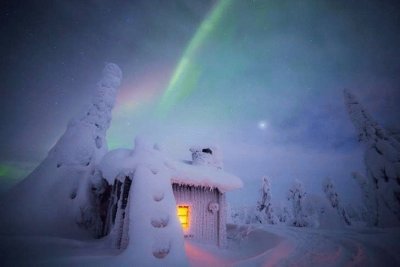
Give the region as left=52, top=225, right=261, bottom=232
left=344, top=89, right=400, bottom=227
left=322, top=177, right=351, bottom=225
left=274, top=204, right=291, bottom=224
left=230, top=206, right=261, bottom=225
left=229, top=206, right=242, bottom=224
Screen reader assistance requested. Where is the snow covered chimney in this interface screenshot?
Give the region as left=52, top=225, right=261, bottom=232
left=190, top=146, right=223, bottom=169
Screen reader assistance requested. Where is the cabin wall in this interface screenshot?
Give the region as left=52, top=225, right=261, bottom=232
left=218, top=193, right=227, bottom=247
left=102, top=176, right=132, bottom=249
left=101, top=180, right=227, bottom=249
left=172, top=184, right=226, bottom=247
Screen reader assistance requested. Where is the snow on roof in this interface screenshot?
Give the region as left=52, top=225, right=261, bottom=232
left=98, top=140, right=243, bottom=193
left=167, top=160, right=242, bottom=193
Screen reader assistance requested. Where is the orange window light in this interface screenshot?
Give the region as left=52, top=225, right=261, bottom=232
left=177, top=205, right=190, bottom=230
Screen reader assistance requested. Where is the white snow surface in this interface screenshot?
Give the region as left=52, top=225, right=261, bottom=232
left=169, top=160, right=242, bottom=193
left=1, top=224, right=399, bottom=266
left=98, top=139, right=243, bottom=193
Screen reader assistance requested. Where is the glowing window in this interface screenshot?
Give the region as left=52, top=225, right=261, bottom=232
left=177, top=205, right=190, bottom=230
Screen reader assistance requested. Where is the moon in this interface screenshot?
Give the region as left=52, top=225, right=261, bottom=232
left=258, top=120, right=268, bottom=130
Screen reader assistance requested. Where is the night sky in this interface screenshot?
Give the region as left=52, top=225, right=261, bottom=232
left=1, top=0, right=400, bottom=205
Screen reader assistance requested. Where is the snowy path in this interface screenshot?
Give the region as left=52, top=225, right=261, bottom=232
left=186, top=225, right=400, bottom=267
left=269, top=226, right=399, bottom=267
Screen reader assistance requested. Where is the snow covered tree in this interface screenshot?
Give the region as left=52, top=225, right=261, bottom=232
left=287, top=180, right=309, bottom=227
left=322, top=177, right=351, bottom=225
left=0, top=63, right=122, bottom=236
left=344, top=90, right=400, bottom=226
left=256, top=176, right=277, bottom=224
left=49, top=63, right=122, bottom=166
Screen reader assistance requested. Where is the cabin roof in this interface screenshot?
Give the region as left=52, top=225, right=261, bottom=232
left=167, top=159, right=242, bottom=193
left=98, top=145, right=243, bottom=193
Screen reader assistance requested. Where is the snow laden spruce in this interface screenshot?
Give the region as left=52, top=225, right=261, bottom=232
left=287, top=180, right=314, bottom=227
left=256, top=176, right=277, bottom=224
left=0, top=63, right=122, bottom=237
left=231, top=176, right=356, bottom=228
left=344, top=89, right=400, bottom=227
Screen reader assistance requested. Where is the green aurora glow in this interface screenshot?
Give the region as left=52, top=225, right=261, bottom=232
left=0, top=163, right=33, bottom=181
left=157, top=0, right=232, bottom=114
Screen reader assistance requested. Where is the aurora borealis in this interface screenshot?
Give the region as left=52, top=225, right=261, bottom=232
left=1, top=0, right=400, bottom=204
left=158, top=0, right=231, bottom=113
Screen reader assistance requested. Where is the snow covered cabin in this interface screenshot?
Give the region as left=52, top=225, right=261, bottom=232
left=171, top=146, right=241, bottom=247
left=93, top=140, right=243, bottom=250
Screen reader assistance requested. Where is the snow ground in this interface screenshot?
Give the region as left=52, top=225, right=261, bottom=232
left=1, top=224, right=399, bottom=266
left=188, top=224, right=400, bottom=267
